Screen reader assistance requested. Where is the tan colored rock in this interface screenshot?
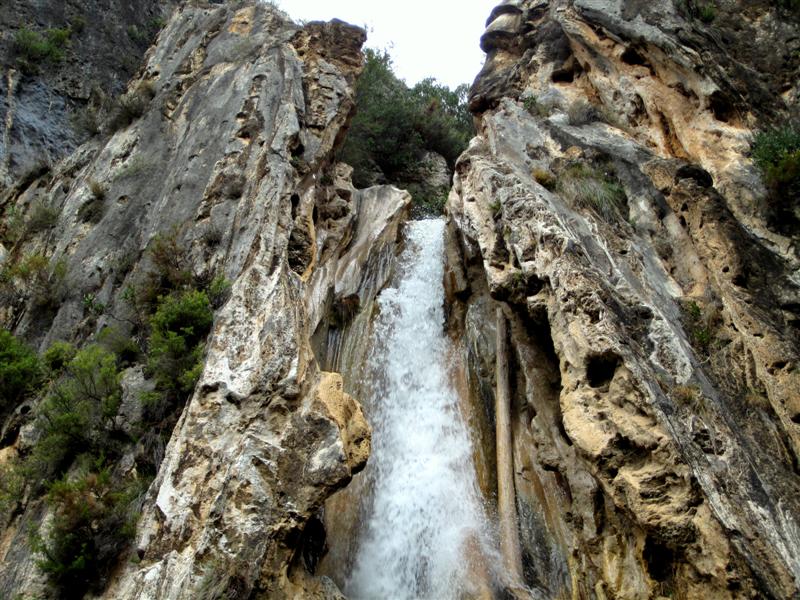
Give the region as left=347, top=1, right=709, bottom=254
left=314, top=372, right=370, bottom=474
left=447, top=2, right=800, bottom=597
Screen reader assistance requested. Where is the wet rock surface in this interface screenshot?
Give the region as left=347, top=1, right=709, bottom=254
left=447, top=1, right=800, bottom=598
left=0, top=3, right=411, bottom=598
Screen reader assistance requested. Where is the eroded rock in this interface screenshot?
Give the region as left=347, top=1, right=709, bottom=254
left=447, top=2, right=800, bottom=598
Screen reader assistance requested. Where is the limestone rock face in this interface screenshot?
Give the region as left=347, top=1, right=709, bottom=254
left=0, top=3, right=411, bottom=598
left=0, top=0, right=179, bottom=185
left=447, top=1, right=800, bottom=598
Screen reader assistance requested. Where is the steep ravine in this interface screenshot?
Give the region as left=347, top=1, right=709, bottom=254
left=1, top=1, right=799, bottom=599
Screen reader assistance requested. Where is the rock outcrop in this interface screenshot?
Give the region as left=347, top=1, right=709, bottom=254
left=446, top=1, right=800, bottom=598
left=0, top=3, right=410, bottom=598
left=0, top=0, right=179, bottom=185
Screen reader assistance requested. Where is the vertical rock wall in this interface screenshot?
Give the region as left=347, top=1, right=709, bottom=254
left=0, top=3, right=411, bottom=598
left=447, top=1, right=800, bottom=598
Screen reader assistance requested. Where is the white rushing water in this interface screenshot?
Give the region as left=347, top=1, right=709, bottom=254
left=345, top=219, right=499, bottom=600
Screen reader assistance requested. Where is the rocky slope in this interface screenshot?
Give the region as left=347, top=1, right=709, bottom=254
left=0, top=0, right=180, bottom=186
left=0, top=2, right=411, bottom=598
left=445, top=0, right=800, bottom=598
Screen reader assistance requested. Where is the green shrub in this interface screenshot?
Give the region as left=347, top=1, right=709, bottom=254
left=681, top=300, right=718, bottom=355
left=28, top=344, right=121, bottom=481
left=207, top=275, right=232, bottom=309
left=751, top=126, right=800, bottom=229
left=33, top=469, right=148, bottom=599
left=698, top=4, right=716, bottom=22
left=533, top=168, right=557, bottom=191
left=0, top=330, right=42, bottom=416
left=43, top=341, right=77, bottom=375
left=26, top=201, right=60, bottom=234
left=70, top=105, right=101, bottom=138
left=567, top=100, right=605, bottom=126
left=70, top=16, right=86, bottom=35
left=522, top=95, right=555, bottom=118
left=11, top=254, right=68, bottom=310
left=0, top=461, right=25, bottom=521
left=145, top=290, right=213, bottom=414
left=96, top=326, right=140, bottom=367
left=340, top=49, right=472, bottom=189
left=106, top=82, right=156, bottom=132
left=77, top=194, right=105, bottom=224
left=13, top=27, right=71, bottom=74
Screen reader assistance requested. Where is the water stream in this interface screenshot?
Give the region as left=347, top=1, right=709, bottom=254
left=343, top=219, right=501, bottom=600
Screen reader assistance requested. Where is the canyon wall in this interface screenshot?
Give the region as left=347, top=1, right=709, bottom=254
left=1, top=2, right=410, bottom=598
left=445, top=1, right=800, bottom=598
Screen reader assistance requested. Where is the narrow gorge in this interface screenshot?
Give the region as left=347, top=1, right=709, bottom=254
left=0, top=1, right=799, bottom=599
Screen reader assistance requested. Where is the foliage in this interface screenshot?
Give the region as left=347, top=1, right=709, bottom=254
left=13, top=27, right=71, bottom=74
left=145, top=290, right=213, bottom=417
left=27, top=344, right=122, bottom=482
left=567, top=100, right=605, bottom=126
left=2, top=253, right=68, bottom=311
left=127, top=18, right=166, bottom=45
left=698, top=4, right=716, bottom=22
left=340, top=49, right=472, bottom=189
left=32, top=469, right=149, bottom=599
left=556, top=162, right=627, bottom=221
left=88, top=179, right=107, bottom=200
left=42, top=341, right=77, bottom=375
left=78, top=192, right=105, bottom=224
left=751, top=126, right=800, bottom=230
left=533, top=168, right=557, bottom=191
left=106, top=82, right=156, bottom=132
left=26, top=201, right=60, bottom=234
left=207, top=275, right=232, bottom=309
left=0, top=330, right=42, bottom=416
left=522, top=95, right=555, bottom=118
left=681, top=300, right=719, bottom=355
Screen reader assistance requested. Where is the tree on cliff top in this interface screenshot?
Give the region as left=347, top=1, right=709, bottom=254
left=340, top=49, right=473, bottom=189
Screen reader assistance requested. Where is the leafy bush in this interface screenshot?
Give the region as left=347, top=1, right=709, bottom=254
left=533, top=168, right=557, bottom=191
left=340, top=49, right=472, bottom=189
left=12, top=254, right=68, bottom=310
left=33, top=469, right=148, bottom=599
left=26, top=201, right=60, bottom=234
left=13, top=27, right=71, bottom=74
left=698, top=4, right=716, bottom=22
left=106, top=82, right=156, bottom=132
left=43, top=341, right=77, bottom=375
left=78, top=182, right=106, bottom=223
left=567, top=100, right=605, bottom=126
left=0, top=330, right=42, bottom=416
left=751, top=126, right=800, bottom=230
left=28, top=344, right=122, bottom=481
left=145, top=290, right=213, bottom=416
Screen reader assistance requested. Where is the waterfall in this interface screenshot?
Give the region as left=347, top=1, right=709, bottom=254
left=344, top=219, right=501, bottom=600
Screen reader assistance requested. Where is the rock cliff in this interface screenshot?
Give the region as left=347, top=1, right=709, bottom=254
left=2, top=0, right=799, bottom=598
left=0, top=0, right=180, bottom=185
left=0, top=2, right=410, bottom=598
left=446, top=0, right=800, bottom=598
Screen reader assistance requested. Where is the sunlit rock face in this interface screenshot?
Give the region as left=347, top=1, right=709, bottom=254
left=0, top=3, right=412, bottom=598
left=446, top=1, right=800, bottom=598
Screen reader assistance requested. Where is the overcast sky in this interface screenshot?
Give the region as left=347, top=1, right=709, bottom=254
left=274, top=1, right=497, bottom=89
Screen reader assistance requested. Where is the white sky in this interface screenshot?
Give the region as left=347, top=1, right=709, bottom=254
left=274, top=0, right=497, bottom=89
